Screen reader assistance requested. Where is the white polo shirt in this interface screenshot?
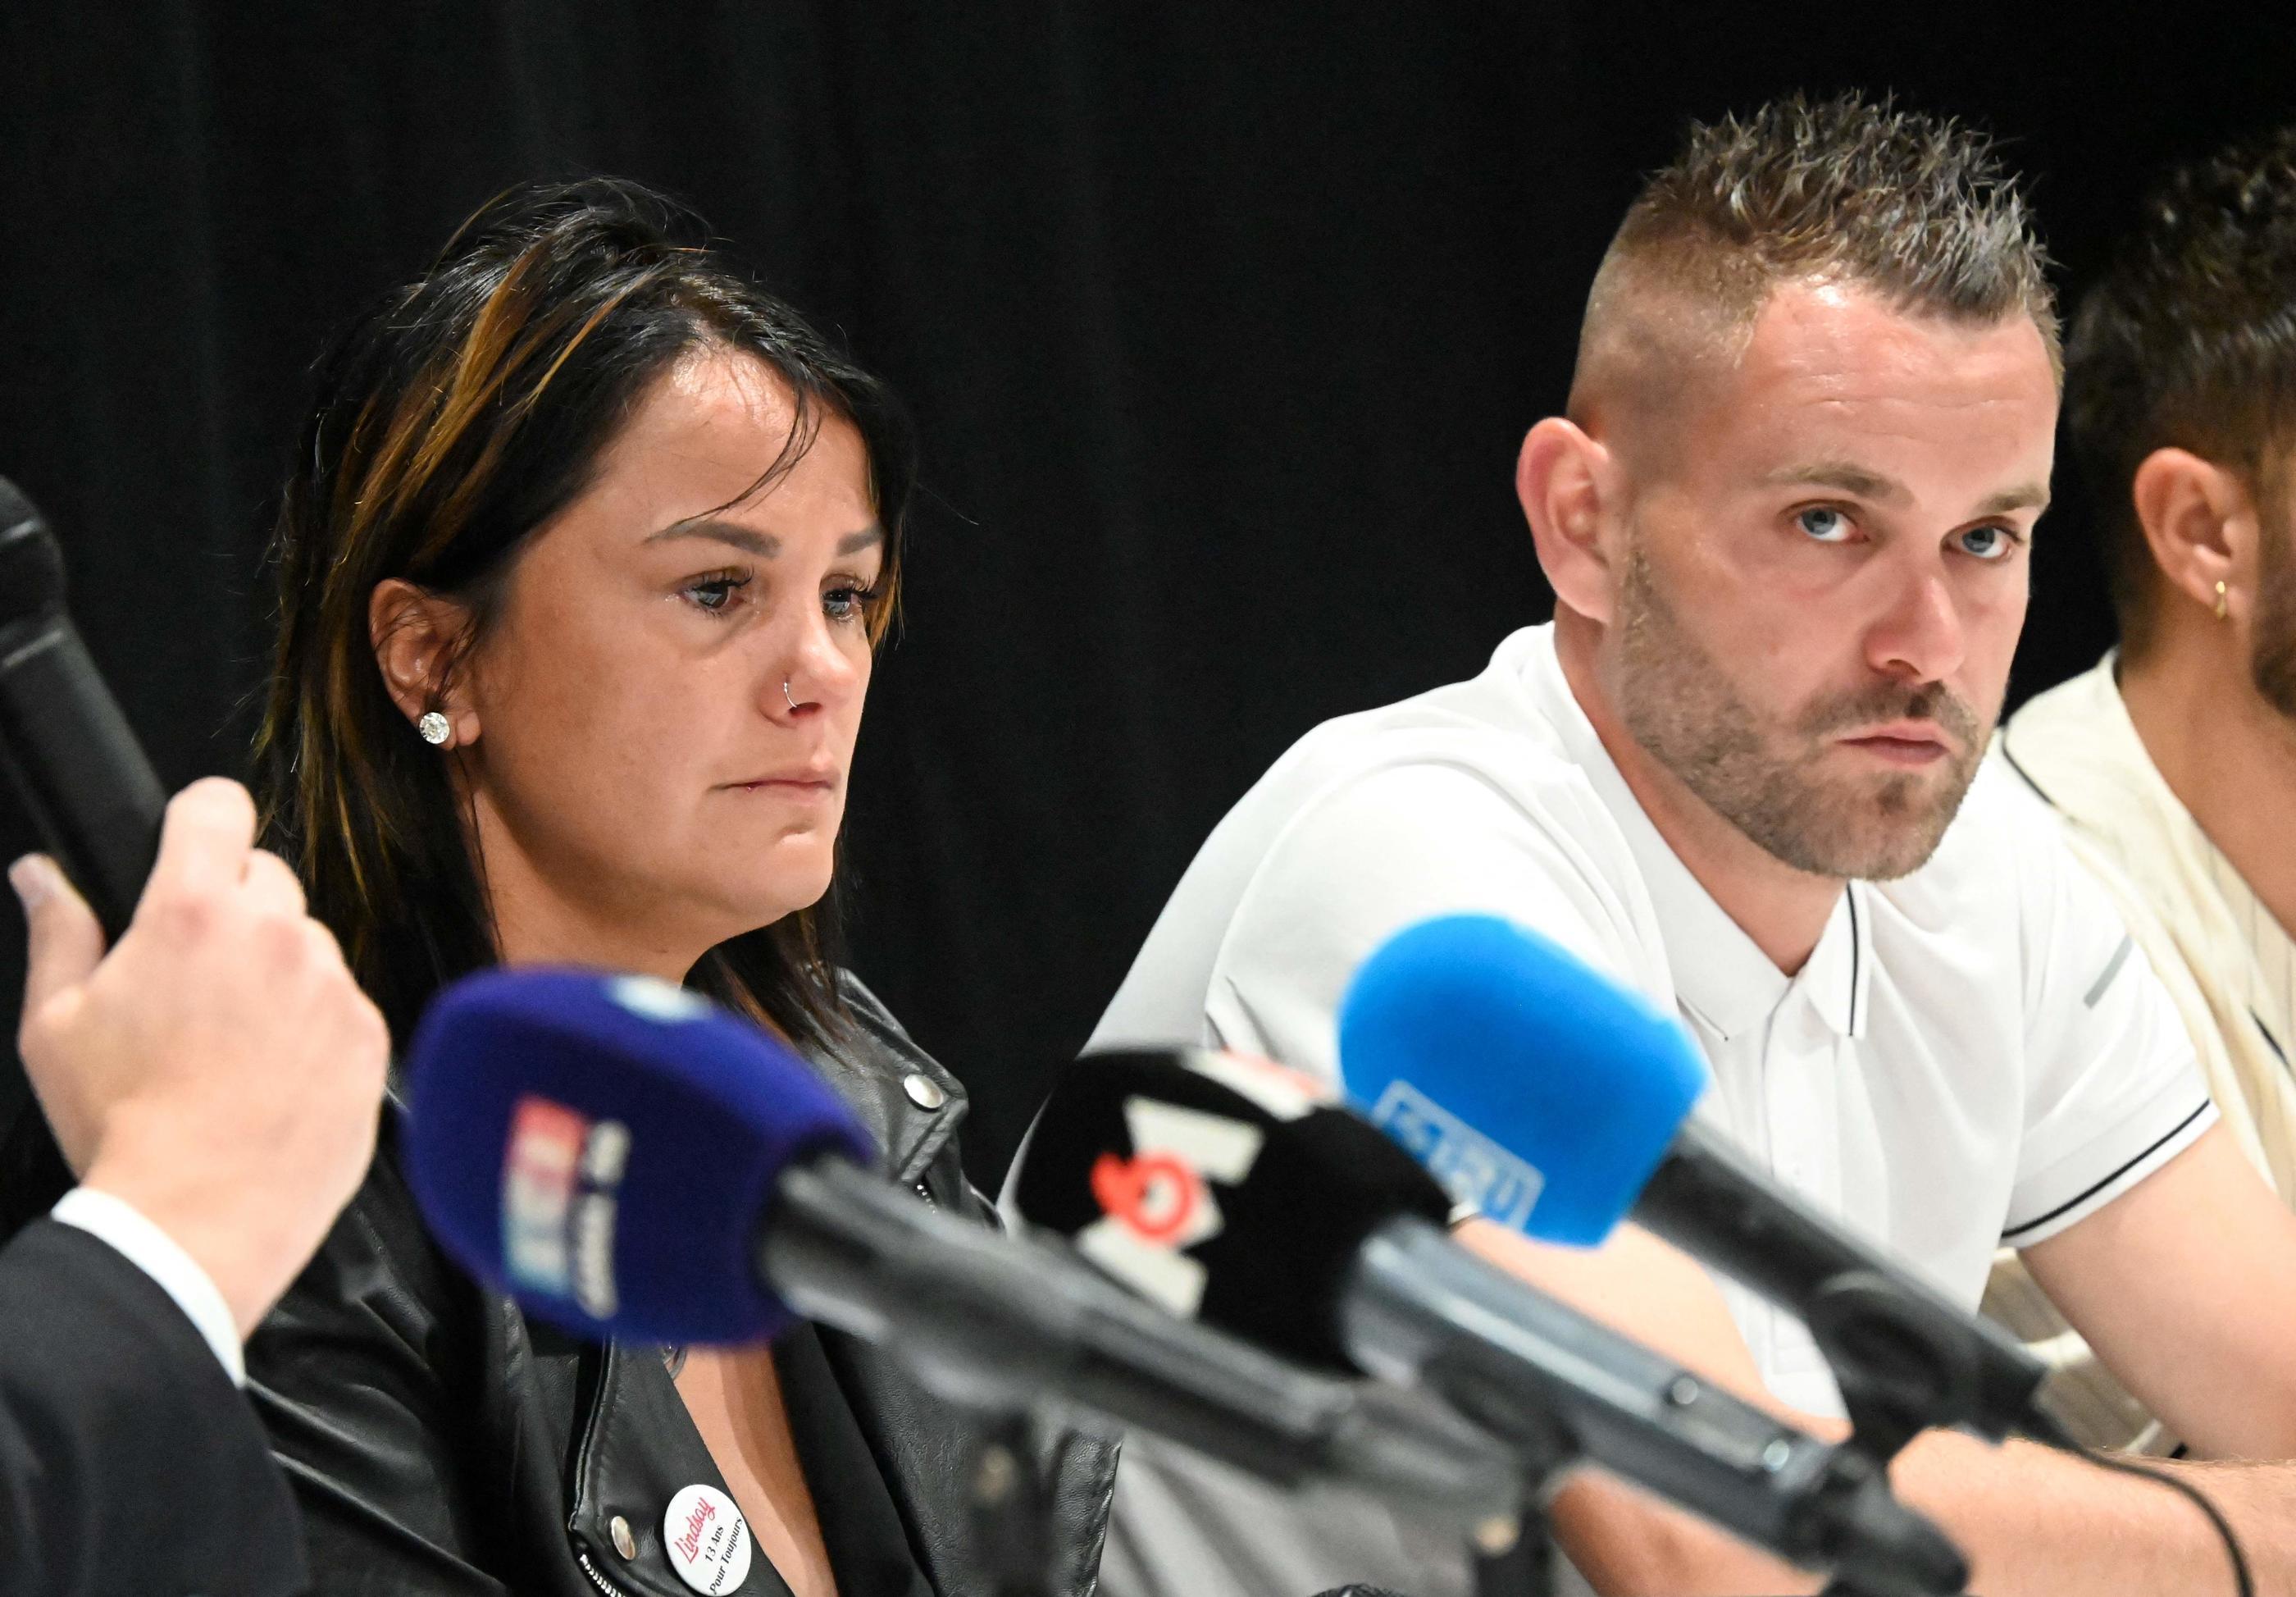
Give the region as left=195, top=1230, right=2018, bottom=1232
left=1091, top=623, right=2213, bottom=1415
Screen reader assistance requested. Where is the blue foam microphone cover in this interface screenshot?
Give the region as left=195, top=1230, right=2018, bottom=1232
left=403, top=966, right=877, bottom=1344
left=1337, top=915, right=1706, bottom=1246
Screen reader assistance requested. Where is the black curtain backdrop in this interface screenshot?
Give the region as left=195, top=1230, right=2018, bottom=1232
left=4, top=4, right=2294, bottom=1184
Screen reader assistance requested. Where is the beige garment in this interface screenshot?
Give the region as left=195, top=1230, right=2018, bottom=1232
left=1984, top=654, right=2296, bottom=1449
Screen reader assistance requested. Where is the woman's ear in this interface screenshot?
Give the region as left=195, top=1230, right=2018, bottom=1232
left=2130, top=446, right=2253, bottom=623
left=1517, top=417, right=1624, bottom=626
left=369, top=579, right=480, bottom=747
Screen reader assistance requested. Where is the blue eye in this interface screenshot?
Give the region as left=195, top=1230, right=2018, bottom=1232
left=1957, top=525, right=2016, bottom=561
left=823, top=586, right=876, bottom=624
left=681, top=574, right=750, bottom=617
left=824, top=574, right=882, bottom=626
left=1797, top=507, right=1853, bottom=543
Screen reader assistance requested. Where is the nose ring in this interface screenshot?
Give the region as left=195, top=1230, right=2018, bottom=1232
left=783, top=678, right=798, bottom=712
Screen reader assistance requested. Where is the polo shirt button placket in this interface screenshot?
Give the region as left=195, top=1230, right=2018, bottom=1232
left=1759, top=1016, right=1797, bottom=1193
left=1770, top=999, right=1830, bottom=1198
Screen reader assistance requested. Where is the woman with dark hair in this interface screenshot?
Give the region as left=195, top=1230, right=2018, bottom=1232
left=243, top=177, right=1115, bottom=1597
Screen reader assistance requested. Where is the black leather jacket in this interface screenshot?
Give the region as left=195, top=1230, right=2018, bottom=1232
left=244, top=975, right=1118, bottom=1596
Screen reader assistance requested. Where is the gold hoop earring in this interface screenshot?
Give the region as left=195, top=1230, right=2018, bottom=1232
left=2216, top=580, right=2230, bottom=622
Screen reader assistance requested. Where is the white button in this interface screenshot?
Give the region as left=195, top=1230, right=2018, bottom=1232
left=904, top=1073, right=947, bottom=1111
left=663, top=1483, right=752, bottom=1595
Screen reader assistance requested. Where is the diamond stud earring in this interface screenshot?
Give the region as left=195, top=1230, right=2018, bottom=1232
left=417, top=711, right=452, bottom=746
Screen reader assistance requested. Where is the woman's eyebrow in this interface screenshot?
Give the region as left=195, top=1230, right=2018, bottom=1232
left=643, top=520, right=885, bottom=557
left=645, top=517, right=779, bottom=557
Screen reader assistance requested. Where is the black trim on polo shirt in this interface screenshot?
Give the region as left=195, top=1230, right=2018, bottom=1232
left=2000, top=1100, right=2212, bottom=1243
left=1847, top=887, right=1861, bottom=1036
left=1997, top=735, right=2060, bottom=810
left=2255, top=1011, right=2289, bottom=1077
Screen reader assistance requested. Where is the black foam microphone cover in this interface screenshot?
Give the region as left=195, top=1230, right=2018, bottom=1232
left=1012, top=1048, right=1452, bottom=1371
left=0, top=477, right=166, bottom=940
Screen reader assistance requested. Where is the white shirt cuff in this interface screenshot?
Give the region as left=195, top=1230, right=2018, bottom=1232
left=50, top=1186, right=245, bottom=1385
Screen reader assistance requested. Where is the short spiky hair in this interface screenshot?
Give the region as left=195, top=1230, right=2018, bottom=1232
left=2066, top=125, right=2296, bottom=659
left=1571, top=94, right=2058, bottom=427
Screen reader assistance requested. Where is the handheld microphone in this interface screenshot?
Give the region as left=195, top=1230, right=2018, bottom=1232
left=1338, top=914, right=2055, bottom=1453
left=0, top=478, right=167, bottom=942
left=400, top=966, right=1521, bottom=1526
left=1009, top=1048, right=1966, bottom=1595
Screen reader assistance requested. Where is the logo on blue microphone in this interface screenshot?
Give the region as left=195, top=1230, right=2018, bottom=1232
left=1370, top=1080, right=1544, bottom=1228
left=503, top=1094, right=631, bottom=1318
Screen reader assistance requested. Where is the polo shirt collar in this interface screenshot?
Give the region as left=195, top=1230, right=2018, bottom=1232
left=1802, top=884, right=1874, bottom=1041
left=1512, top=625, right=1875, bottom=1043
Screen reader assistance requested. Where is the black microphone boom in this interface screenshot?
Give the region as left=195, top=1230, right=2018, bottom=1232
left=763, top=1157, right=1524, bottom=1535
left=0, top=478, right=166, bottom=942
left=1639, top=1122, right=2053, bottom=1455
left=1341, top=1214, right=1966, bottom=1596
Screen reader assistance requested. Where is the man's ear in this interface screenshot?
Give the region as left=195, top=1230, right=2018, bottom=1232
left=1517, top=417, right=1626, bottom=625
left=368, top=578, right=480, bottom=747
left=2130, top=446, right=2255, bottom=623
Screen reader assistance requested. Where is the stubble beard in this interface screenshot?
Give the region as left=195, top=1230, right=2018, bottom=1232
left=2250, top=512, right=2296, bottom=720
left=1613, top=544, right=1988, bottom=882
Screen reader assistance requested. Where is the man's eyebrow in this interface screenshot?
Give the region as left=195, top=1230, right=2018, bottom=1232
left=642, top=521, right=886, bottom=557
left=1761, top=461, right=1909, bottom=504
left=1975, top=483, right=2051, bottom=518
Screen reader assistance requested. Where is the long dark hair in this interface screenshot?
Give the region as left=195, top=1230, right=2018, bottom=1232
left=253, top=176, right=914, bottom=1046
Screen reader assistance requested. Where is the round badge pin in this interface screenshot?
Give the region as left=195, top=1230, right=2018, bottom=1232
left=662, top=1483, right=753, bottom=1595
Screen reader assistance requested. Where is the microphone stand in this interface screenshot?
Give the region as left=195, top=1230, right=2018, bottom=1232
left=1802, top=1271, right=1986, bottom=1597
left=1470, top=1499, right=1552, bottom=1597
left=963, top=1421, right=1055, bottom=1597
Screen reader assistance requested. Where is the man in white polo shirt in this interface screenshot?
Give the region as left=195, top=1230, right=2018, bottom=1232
left=1085, top=96, right=2296, bottom=1597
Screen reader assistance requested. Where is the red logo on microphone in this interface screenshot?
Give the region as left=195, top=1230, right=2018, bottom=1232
left=1071, top=1094, right=1268, bottom=1316
left=1091, top=1150, right=1205, bottom=1243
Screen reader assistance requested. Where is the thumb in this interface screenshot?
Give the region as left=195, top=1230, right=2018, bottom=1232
left=11, top=856, right=107, bottom=1019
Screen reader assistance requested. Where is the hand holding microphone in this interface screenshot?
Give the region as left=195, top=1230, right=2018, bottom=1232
left=3, top=476, right=389, bottom=1339
left=0, top=480, right=389, bottom=1597
left=12, top=780, right=390, bottom=1335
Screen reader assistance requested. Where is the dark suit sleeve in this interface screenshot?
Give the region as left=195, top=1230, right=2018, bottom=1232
left=0, top=1217, right=308, bottom=1597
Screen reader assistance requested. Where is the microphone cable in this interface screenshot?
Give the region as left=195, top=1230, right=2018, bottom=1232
left=2023, top=1408, right=2252, bottom=1597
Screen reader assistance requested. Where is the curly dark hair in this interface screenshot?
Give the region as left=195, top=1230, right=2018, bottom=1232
left=1573, top=93, right=2058, bottom=419
left=253, top=176, right=914, bottom=1047
left=2066, top=125, right=2296, bottom=661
